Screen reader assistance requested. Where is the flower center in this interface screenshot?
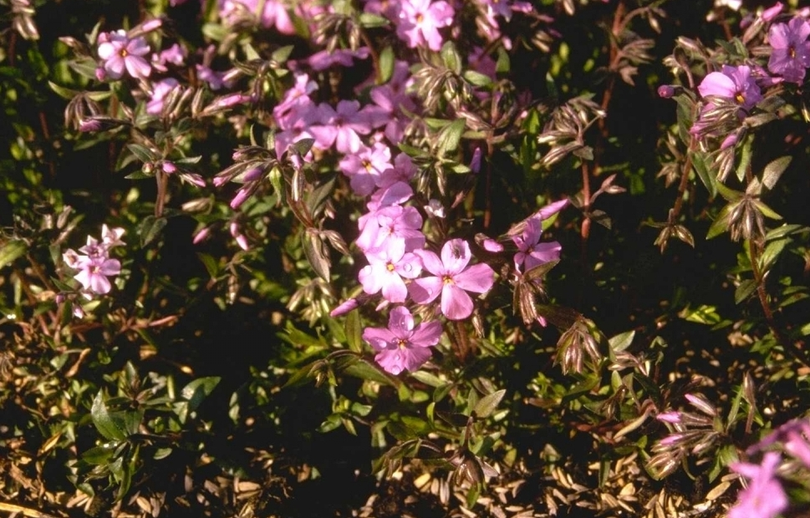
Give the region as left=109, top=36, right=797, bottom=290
left=386, top=262, right=395, bottom=272
left=790, top=45, right=797, bottom=59
left=442, top=275, right=454, bottom=285
left=119, top=49, right=129, bottom=58
left=734, top=92, right=745, bottom=105
left=397, top=338, right=408, bottom=349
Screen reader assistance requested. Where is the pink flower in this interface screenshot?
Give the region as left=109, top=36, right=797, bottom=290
left=97, top=30, right=151, bottom=80
left=512, top=217, right=561, bottom=273
left=339, top=142, right=392, bottom=196
left=409, top=239, right=495, bottom=320
left=362, top=306, right=442, bottom=374
left=358, top=238, right=422, bottom=303
left=728, top=452, right=787, bottom=518
left=697, top=65, right=762, bottom=111
left=768, top=17, right=810, bottom=83
left=356, top=205, right=425, bottom=256
left=396, top=0, right=455, bottom=51
left=147, top=78, right=180, bottom=115
left=74, top=256, right=121, bottom=295
left=310, top=101, right=374, bottom=154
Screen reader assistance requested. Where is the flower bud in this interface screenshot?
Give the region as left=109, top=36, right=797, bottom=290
left=657, top=85, right=676, bottom=98
left=330, top=298, right=359, bottom=317
left=193, top=226, right=211, bottom=244
left=230, top=188, right=250, bottom=209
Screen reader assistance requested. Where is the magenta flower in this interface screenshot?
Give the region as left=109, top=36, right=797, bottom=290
left=339, top=142, right=392, bottom=196
left=147, top=78, right=179, bottom=115
left=74, top=256, right=121, bottom=295
left=728, top=452, right=787, bottom=518
left=409, top=239, right=495, bottom=320
left=768, top=17, right=810, bottom=83
left=396, top=0, right=455, bottom=51
left=359, top=238, right=423, bottom=303
left=310, top=101, right=374, bottom=154
left=97, top=30, right=151, bottom=80
left=697, top=65, right=762, bottom=111
left=356, top=205, right=425, bottom=256
left=362, top=306, right=442, bottom=375
left=512, top=217, right=561, bottom=273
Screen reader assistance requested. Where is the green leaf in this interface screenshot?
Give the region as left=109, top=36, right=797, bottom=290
left=436, top=118, right=466, bottom=156
left=197, top=253, right=219, bottom=279
left=48, top=81, right=78, bottom=99
left=473, top=389, right=506, bottom=419
left=734, top=279, right=757, bottom=304
left=378, top=46, right=394, bottom=84
left=271, top=45, right=295, bottom=63
left=762, top=156, right=791, bottom=190
left=0, top=240, right=27, bottom=270
left=345, top=310, right=363, bottom=353
left=91, top=391, right=126, bottom=441
left=127, top=143, right=156, bottom=164
left=440, top=41, right=461, bottom=74
left=342, top=358, right=395, bottom=386
left=302, top=230, right=330, bottom=281
left=463, top=70, right=492, bottom=87
left=139, top=216, right=167, bottom=247
left=181, top=376, right=221, bottom=412
left=358, top=13, right=389, bottom=28
left=692, top=151, right=717, bottom=198
left=608, top=330, right=635, bottom=353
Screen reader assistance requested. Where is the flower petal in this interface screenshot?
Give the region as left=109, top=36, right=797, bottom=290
left=441, top=284, right=473, bottom=320
left=454, top=263, right=495, bottom=293
left=409, top=276, right=443, bottom=304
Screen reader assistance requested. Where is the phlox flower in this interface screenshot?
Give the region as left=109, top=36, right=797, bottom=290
left=310, top=101, right=374, bottom=154
left=64, top=226, right=125, bottom=297
left=409, top=239, right=495, bottom=320
left=512, top=217, right=561, bottom=273
left=358, top=238, right=422, bottom=303
left=362, top=306, right=442, bottom=375
left=74, top=256, right=121, bottom=295
left=728, top=452, right=787, bottom=518
left=97, top=30, right=151, bottom=80
left=396, top=0, right=455, bottom=51
left=339, top=142, right=392, bottom=196
left=697, top=65, right=762, bottom=111
left=768, top=17, right=810, bottom=83
left=356, top=205, right=425, bottom=256
left=147, top=78, right=179, bottom=115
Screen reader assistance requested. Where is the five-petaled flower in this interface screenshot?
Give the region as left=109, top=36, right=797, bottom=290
left=362, top=306, right=442, bottom=375
left=409, top=239, right=495, bottom=320
left=97, top=30, right=151, bottom=80
left=768, top=16, right=810, bottom=83
left=697, top=65, right=762, bottom=111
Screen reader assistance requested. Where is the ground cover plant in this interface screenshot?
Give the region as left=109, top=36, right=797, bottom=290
left=2, top=0, right=810, bottom=516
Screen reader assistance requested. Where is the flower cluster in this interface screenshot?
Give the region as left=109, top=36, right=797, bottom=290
left=60, top=226, right=125, bottom=317
left=687, top=13, right=810, bottom=147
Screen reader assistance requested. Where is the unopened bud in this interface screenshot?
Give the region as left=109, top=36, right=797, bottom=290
left=330, top=298, right=359, bottom=317
left=230, top=188, right=250, bottom=209
left=657, top=85, right=677, bottom=98
left=193, top=226, right=211, bottom=244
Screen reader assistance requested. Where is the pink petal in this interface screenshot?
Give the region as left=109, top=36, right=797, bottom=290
left=362, top=327, right=395, bottom=351
left=410, top=321, right=442, bottom=347
left=125, top=56, right=151, bottom=79
left=440, top=239, right=471, bottom=275
left=409, top=276, right=443, bottom=304
left=414, top=249, right=444, bottom=276
left=697, top=71, right=736, bottom=99
left=454, top=263, right=495, bottom=293
left=388, top=306, right=415, bottom=336
left=441, top=284, right=474, bottom=320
